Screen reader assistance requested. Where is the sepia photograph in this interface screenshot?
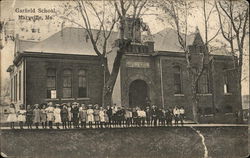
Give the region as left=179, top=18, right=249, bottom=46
left=0, top=0, right=249, bottom=158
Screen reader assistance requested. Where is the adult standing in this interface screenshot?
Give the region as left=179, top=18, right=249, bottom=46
left=179, top=106, right=185, bottom=126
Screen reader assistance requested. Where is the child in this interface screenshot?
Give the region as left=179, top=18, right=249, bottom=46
left=40, top=104, right=47, bottom=129
left=33, top=104, right=41, bottom=129
left=45, top=102, right=55, bottom=129
left=7, top=103, right=17, bottom=129
left=17, top=104, right=26, bottom=129
left=93, top=104, right=100, bottom=128
left=26, top=105, right=33, bottom=129
left=61, top=104, right=68, bottom=129
left=67, top=103, right=72, bottom=128
left=99, top=107, right=105, bottom=128
left=87, top=104, right=94, bottom=128
left=79, top=104, right=87, bottom=128
left=54, top=104, right=61, bottom=129
left=71, top=102, right=79, bottom=128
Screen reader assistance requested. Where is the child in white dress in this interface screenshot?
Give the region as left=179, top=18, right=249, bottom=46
left=7, top=103, right=17, bottom=129
left=17, top=104, right=26, bottom=129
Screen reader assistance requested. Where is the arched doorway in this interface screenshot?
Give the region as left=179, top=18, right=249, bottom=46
left=129, top=80, right=149, bottom=109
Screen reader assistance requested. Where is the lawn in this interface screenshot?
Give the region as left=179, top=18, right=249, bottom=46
left=0, top=126, right=248, bottom=158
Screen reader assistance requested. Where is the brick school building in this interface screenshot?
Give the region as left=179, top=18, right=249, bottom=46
left=7, top=18, right=241, bottom=122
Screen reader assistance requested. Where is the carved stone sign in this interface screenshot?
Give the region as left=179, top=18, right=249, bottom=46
left=126, top=61, right=150, bottom=68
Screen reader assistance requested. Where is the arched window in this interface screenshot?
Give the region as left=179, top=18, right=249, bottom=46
left=173, top=66, right=182, bottom=94
left=63, top=69, right=72, bottom=98
left=47, top=68, right=56, bottom=98
left=78, top=70, right=87, bottom=97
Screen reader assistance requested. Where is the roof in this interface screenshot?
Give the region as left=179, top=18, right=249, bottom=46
left=17, top=27, right=229, bottom=56
left=17, top=40, right=38, bottom=52
left=23, top=27, right=118, bottom=56
left=153, top=28, right=197, bottom=52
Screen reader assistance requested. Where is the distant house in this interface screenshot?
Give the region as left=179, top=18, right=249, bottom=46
left=7, top=18, right=241, bottom=122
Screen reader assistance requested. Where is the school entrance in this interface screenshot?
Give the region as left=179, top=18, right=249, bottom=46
left=129, top=80, right=149, bottom=108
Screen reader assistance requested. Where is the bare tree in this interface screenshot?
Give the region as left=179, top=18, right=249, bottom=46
left=155, top=0, right=220, bottom=122
left=59, top=0, right=148, bottom=106
left=215, top=0, right=249, bottom=110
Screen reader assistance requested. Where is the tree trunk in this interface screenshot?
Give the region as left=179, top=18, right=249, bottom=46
left=102, top=39, right=131, bottom=107
left=191, top=82, right=199, bottom=123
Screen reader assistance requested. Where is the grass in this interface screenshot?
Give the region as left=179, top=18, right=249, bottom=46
left=0, top=126, right=248, bottom=158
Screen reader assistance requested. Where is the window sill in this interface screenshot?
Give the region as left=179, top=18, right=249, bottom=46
left=197, top=93, right=212, bottom=96
left=225, top=112, right=234, bottom=115
left=174, top=94, right=184, bottom=97
left=61, top=98, right=75, bottom=101
left=224, top=93, right=232, bottom=96
left=45, top=98, right=60, bottom=101
left=76, top=98, right=90, bottom=101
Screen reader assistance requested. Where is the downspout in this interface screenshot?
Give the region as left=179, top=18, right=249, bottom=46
left=24, top=58, right=26, bottom=107
left=160, top=57, right=165, bottom=108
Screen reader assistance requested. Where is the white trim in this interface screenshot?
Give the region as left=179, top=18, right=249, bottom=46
left=77, top=98, right=90, bottom=101
left=45, top=98, right=60, bottom=101
left=174, top=94, right=185, bottom=97
left=61, top=98, right=75, bottom=101
left=197, top=93, right=212, bottom=96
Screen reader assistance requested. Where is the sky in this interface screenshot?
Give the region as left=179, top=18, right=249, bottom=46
left=0, top=0, right=249, bottom=96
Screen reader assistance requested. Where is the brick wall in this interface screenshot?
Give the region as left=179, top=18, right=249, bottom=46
left=25, top=54, right=104, bottom=105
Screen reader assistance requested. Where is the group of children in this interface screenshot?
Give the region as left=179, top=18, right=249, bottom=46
left=6, top=102, right=185, bottom=129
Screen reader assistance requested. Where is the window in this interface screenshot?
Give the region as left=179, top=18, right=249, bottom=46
left=78, top=70, right=87, bottom=97
left=63, top=69, right=72, bottom=98
left=47, top=68, right=56, bottom=98
left=224, top=70, right=232, bottom=94
left=173, top=66, right=182, bottom=94
left=198, top=70, right=209, bottom=94
left=19, top=71, right=21, bottom=100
